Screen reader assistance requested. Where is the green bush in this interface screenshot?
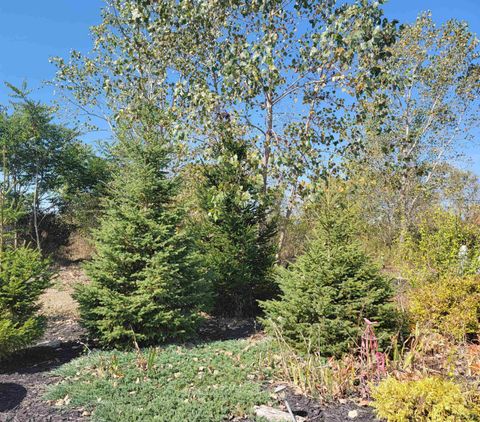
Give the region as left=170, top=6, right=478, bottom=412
left=76, top=135, right=210, bottom=348
left=371, top=376, right=480, bottom=422
left=408, top=275, right=480, bottom=341
left=0, top=246, right=51, bottom=359
left=261, top=187, right=399, bottom=357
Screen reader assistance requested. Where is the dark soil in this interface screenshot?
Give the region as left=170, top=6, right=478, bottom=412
left=321, top=404, right=379, bottom=422
left=198, top=316, right=260, bottom=342
left=257, top=386, right=379, bottom=422
left=0, top=319, right=87, bottom=422
left=0, top=315, right=379, bottom=421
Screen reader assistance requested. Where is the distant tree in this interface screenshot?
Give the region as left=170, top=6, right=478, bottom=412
left=0, top=83, right=109, bottom=249
left=400, top=207, right=480, bottom=283
left=436, top=166, right=480, bottom=220
left=350, top=14, right=480, bottom=246
left=55, top=141, right=111, bottom=235
left=194, top=123, right=276, bottom=317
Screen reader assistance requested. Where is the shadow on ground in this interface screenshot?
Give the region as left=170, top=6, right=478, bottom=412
left=0, top=383, right=27, bottom=412
left=0, top=341, right=84, bottom=376
left=198, top=316, right=261, bottom=342
left=0, top=321, right=87, bottom=422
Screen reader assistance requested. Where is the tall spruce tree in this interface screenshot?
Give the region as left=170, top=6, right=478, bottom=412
left=195, top=126, right=276, bottom=317
left=75, top=127, right=210, bottom=348
left=261, top=184, right=398, bottom=357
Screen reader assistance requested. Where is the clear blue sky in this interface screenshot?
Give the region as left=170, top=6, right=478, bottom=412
left=0, top=0, right=479, bottom=172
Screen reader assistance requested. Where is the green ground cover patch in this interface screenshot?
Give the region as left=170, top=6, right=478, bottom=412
left=47, top=339, right=273, bottom=421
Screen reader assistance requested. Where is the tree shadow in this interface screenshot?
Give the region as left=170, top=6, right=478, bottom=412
left=0, top=383, right=27, bottom=412
left=195, top=316, right=262, bottom=343
left=0, top=341, right=84, bottom=375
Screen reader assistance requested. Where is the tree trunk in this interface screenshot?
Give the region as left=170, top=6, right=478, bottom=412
left=277, top=182, right=297, bottom=262
left=263, top=94, right=273, bottom=195
left=33, top=175, right=41, bottom=251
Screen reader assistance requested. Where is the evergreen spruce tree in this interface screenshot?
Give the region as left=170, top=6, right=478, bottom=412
left=261, top=185, right=398, bottom=357
left=195, top=125, right=276, bottom=317
left=75, top=129, right=210, bottom=348
left=0, top=247, right=51, bottom=359
left=0, top=121, right=51, bottom=358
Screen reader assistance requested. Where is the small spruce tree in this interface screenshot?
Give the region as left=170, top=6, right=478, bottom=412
left=194, top=126, right=276, bottom=317
left=0, top=131, right=51, bottom=359
left=261, top=185, right=398, bottom=357
left=0, top=247, right=51, bottom=359
left=75, top=130, right=210, bottom=348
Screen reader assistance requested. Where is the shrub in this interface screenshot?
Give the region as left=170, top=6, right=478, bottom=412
left=399, top=208, right=480, bottom=282
left=261, top=186, right=400, bottom=357
left=371, top=376, right=480, bottom=422
left=408, top=275, right=480, bottom=341
left=76, top=134, right=210, bottom=348
left=0, top=246, right=51, bottom=359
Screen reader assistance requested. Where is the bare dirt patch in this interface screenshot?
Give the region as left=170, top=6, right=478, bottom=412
left=40, top=265, right=90, bottom=319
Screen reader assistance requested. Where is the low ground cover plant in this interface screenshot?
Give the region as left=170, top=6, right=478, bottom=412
left=47, top=339, right=272, bottom=421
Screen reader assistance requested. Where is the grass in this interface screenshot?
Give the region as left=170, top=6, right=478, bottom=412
left=46, top=338, right=273, bottom=421
left=264, top=323, right=358, bottom=402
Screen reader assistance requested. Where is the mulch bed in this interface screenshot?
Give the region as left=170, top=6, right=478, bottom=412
left=281, top=388, right=379, bottom=421
left=0, top=319, right=87, bottom=422
left=0, top=316, right=379, bottom=421
left=237, top=385, right=378, bottom=421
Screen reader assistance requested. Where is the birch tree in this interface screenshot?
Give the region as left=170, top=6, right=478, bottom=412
left=52, top=0, right=398, bottom=255
left=350, top=13, right=480, bottom=245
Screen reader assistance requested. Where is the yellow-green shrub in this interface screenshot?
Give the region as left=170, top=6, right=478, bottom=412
left=398, top=208, right=480, bottom=283
left=371, top=376, right=480, bottom=422
left=408, top=275, right=480, bottom=341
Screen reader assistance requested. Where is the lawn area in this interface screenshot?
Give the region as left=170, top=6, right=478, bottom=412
left=47, top=338, right=273, bottom=421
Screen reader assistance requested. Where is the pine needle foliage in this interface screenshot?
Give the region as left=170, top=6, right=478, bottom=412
left=0, top=247, right=51, bottom=359
left=262, top=184, right=399, bottom=357
left=75, top=132, right=210, bottom=348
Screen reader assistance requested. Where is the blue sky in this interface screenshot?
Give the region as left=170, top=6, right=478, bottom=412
left=0, top=0, right=479, bottom=172
left=0, top=1, right=103, bottom=102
